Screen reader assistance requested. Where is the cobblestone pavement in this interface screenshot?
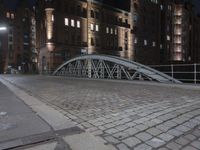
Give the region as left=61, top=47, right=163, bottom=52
left=2, top=75, right=200, bottom=150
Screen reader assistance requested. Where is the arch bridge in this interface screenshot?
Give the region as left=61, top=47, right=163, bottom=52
left=53, top=55, right=181, bottom=84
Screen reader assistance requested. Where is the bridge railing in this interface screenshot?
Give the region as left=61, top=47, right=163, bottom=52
left=52, top=55, right=181, bottom=83
left=150, top=64, right=200, bottom=84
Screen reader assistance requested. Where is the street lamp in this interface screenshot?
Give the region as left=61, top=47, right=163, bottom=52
left=0, top=26, right=7, bottom=31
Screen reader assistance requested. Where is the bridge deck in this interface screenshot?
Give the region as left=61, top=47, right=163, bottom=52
left=2, top=75, right=200, bottom=150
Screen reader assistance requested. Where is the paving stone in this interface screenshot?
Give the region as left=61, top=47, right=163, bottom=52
left=104, top=123, right=116, bottom=129
left=166, top=142, right=182, bottom=150
left=184, top=134, right=196, bottom=141
left=143, top=121, right=157, bottom=127
left=126, top=122, right=136, bottom=127
left=105, top=128, right=118, bottom=134
left=158, top=148, right=169, bottom=150
left=124, top=128, right=139, bottom=135
left=192, top=129, right=200, bottom=137
left=134, top=143, right=152, bottom=150
left=158, top=133, right=174, bottom=142
left=115, top=125, right=129, bottom=131
left=191, top=141, right=200, bottom=149
left=175, top=137, right=190, bottom=146
left=183, top=121, right=197, bottom=128
left=135, top=132, right=153, bottom=141
left=135, top=124, right=148, bottom=131
left=91, top=130, right=103, bottom=136
left=104, top=136, right=120, bottom=144
left=167, top=129, right=183, bottom=137
left=122, top=137, right=141, bottom=147
left=175, top=125, right=191, bottom=132
left=156, top=124, right=170, bottom=132
left=116, top=143, right=130, bottom=150
left=164, top=121, right=177, bottom=128
left=146, top=138, right=166, bottom=148
left=182, top=146, right=198, bottom=150
left=113, top=132, right=129, bottom=140
left=146, top=127, right=162, bottom=136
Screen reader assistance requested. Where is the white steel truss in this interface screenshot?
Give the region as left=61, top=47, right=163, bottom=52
left=53, top=55, right=182, bottom=83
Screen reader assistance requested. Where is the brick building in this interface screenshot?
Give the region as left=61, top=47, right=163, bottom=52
left=160, top=0, right=200, bottom=64
left=0, top=0, right=37, bottom=73
left=36, top=0, right=133, bottom=73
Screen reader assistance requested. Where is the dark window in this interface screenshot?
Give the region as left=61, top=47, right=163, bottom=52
left=95, top=11, right=99, bottom=19
left=125, top=43, right=128, bottom=50
left=91, top=37, right=94, bottom=46
left=134, top=3, right=138, bottom=10
left=82, top=8, right=87, bottom=18
left=9, top=45, right=13, bottom=50
left=77, top=5, right=81, bottom=16
left=65, top=4, right=69, bottom=14
left=70, top=6, right=75, bottom=14
left=125, top=19, right=128, bottom=24
left=96, top=38, right=99, bottom=47
left=125, top=32, right=128, bottom=38
left=119, top=18, right=122, bottom=23
left=90, top=10, right=94, bottom=18
left=9, top=36, right=13, bottom=42
left=77, top=35, right=81, bottom=45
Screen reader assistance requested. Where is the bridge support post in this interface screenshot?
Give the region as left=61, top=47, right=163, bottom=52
left=88, top=59, right=92, bottom=78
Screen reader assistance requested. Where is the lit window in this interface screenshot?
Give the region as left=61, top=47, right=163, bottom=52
left=6, top=12, right=10, bottom=18
left=71, top=19, right=75, bottom=27
left=77, top=20, right=80, bottom=28
left=11, top=13, right=14, bottom=19
left=95, top=24, right=99, bottom=32
left=115, top=28, right=117, bottom=35
left=153, top=41, right=156, bottom=47
left=144, top=40, right=147, bottom=46
left=52, top=15, right=54, bottom=21
left=167, top=35, right=170, bottom=41
left=90, top=23, right=94, bottom=31
left=168, top=5, right=171, bottom=10
left=134, top=38, right=138, bottom=44
left=106, top=27, right=109, bottom=34
left=160, top=5, right=163, bottom=10
left=110, top=28, right=113, bottom=34
left=65, top=18, right=69, bottom=26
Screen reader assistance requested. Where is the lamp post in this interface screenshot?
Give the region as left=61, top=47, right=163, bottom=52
left=0, top=25, right=7, bottom=73
left=0, top=27, right=7, bottom=31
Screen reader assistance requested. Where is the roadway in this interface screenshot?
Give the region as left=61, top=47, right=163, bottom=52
left=1, top=75, right=200, bottom=150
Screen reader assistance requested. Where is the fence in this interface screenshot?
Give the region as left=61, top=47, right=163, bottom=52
left=150, top=64, right=200, bottom=84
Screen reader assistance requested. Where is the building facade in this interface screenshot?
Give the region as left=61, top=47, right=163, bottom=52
left=36, top=0, right=134, bottom=73
left=0, top=0, right=37, bottom=73
left=160, top=0, right=200, bottom=64
left=131, top=0, right=161, bottom=65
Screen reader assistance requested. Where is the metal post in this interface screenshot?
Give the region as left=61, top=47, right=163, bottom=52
left=171, top=64, right=174, bottom=78
left=88, top=59, right=92, bottom=78
left=194, top=63, right=197, bottom=84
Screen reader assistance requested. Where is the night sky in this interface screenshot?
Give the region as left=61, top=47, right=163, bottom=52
left=2, top=0, right=200, bottom=14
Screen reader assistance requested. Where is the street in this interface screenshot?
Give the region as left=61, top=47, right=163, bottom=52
left=1, top=75, right=200, bottom=150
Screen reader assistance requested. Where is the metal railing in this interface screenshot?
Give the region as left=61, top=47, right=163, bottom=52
left=52, top=55, right=181, bottom=83
left=150, top=64, right=200, bottom=84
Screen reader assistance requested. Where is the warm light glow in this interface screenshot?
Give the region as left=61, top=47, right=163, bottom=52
left=45, top=8, right=54, bottom=40
left=46, top=42, right=55, bottom=52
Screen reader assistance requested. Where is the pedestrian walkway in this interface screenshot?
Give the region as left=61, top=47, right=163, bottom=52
left=0, top=80, right=53, bottom=149
left=0, top=76, right=116, bottom=150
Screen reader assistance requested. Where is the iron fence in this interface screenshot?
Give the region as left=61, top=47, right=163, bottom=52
left=150, top=64, right=200, bottom=84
